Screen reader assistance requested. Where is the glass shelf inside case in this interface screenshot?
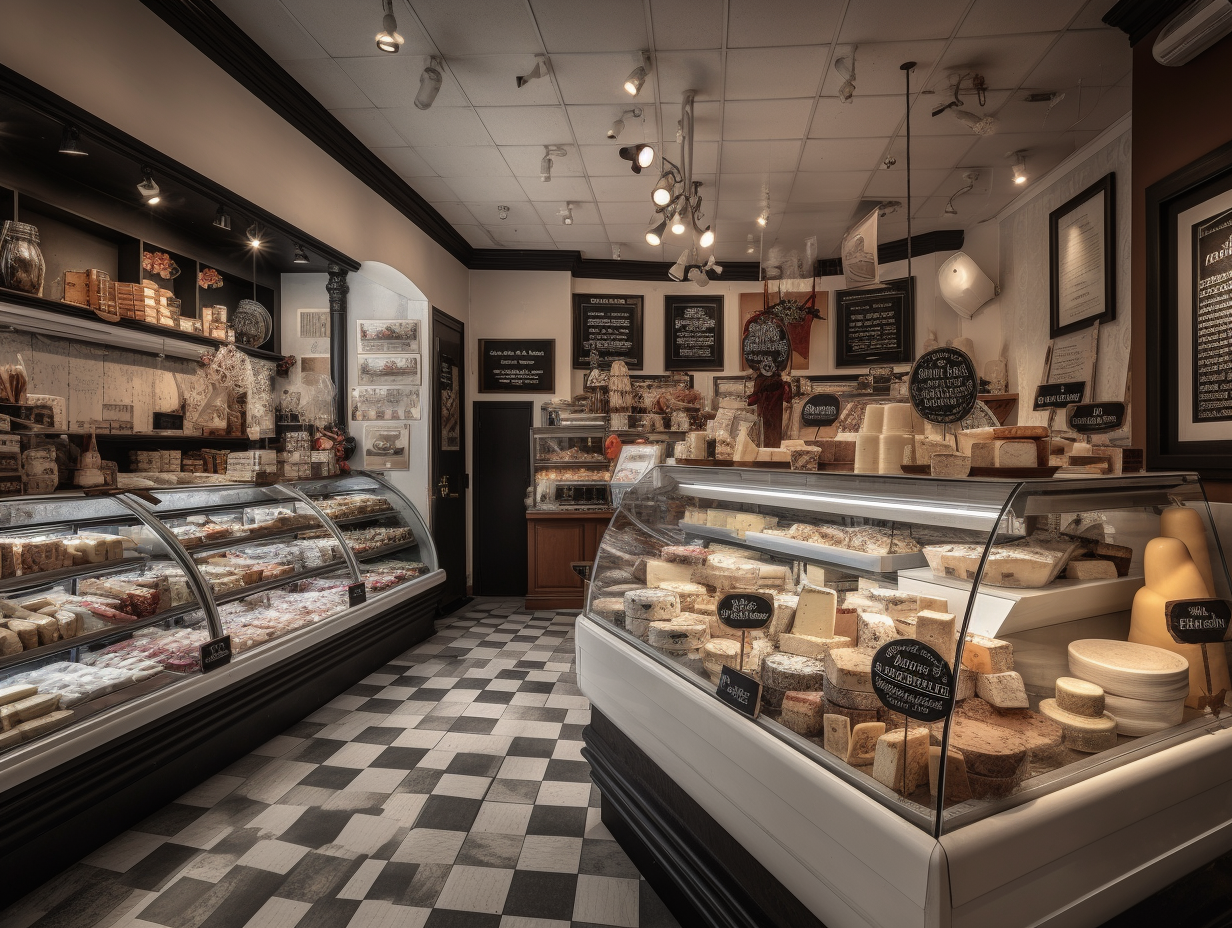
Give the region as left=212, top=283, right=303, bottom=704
left=584, top=465, right=1232, bottom=835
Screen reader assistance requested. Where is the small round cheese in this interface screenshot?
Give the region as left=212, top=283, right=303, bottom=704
left=761, top=652, right=825, bottom=693
left=701, top=638, right=741, bottom=679
left=590, top=598, right=625, bottom=625
left=1055, top=676, right=1105, bottom=717
left=1039, top=698, right=1118, bottom=752
left=624, top=588, right=680, bottom=622
left=646, top=620, right=709, bottom=652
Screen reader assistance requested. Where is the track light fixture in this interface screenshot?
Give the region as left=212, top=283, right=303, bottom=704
left=746, top=234, right=756, bottom=255
left=415, top=56, right=444, bottom=110
left=375, top=0, right=404, bottom=53
left=644, top=216, right=667, bottom=246
left=558, top=203, right=574, bottom=225
left=670, top=206, right=686, bottom=236
left=834, top=46, right=857, bottom=104
left=607, top=106, right=642, bottom=140
left=293, top=244, right=310, bottom=264
left=618, top=143, right=655, bottom=174
left=516, top=55, right=548, bottom=89
left=246, top=223, right=263, bottom=248
left=58, top=125, right=85, bottom=156
left=213, top=205, right=231, bottom=230
left=668, top=249, right=689, bottom=281
left=540, top=145, right=566, bottom=182
left=651, top=171, right=675, bottom=207
left=137, top=166, right=160, bottom=204
left=1010, top=151, right=1029, bottom=185
left=624, top=52, right=651, bottom=96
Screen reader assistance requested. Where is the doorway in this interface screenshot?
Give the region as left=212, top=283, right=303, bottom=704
left=473, top=401, right=533, bottom=595
left=431, top=307, right=468, bottom=611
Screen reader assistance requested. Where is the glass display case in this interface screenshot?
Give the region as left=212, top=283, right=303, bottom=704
left=530, top=427, right=611, bottom=511
left=578, top=465, right=1232, bottom=927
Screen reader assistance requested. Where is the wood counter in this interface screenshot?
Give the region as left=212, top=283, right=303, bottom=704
left=525, top=509, right=614, bottom=610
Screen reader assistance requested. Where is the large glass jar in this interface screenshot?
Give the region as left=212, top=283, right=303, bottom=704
left=0, top=221, right=45, bottom=296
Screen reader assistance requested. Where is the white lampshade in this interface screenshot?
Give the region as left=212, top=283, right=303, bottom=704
left=938, top=252, right=997, bottom=319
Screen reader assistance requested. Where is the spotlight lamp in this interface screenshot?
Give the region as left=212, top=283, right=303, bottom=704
left=246, top=223, right=263, bottom=248
left=137, top=166, right=160, bottom=204
left=1011, top=151, right=1029, bottom=185
left=516, top=55, right=548, bottom=89
left=58, top=125, right=86, bottom=156
left=415, top=56, right=444, bottom=110
left=558, top=203, right=574, bottom=225
left=618, top=143, right=655, bottom=174
left=670, top=207, right=686, bottom=236
left=699, top=225, right=714, bottom=248
left=293, top=244, right=310, bottom=264
left=375, top=0, right=404, bottom=53
left=540, top=145, right=566, bottom=182
left=644, top=216, right=667, bottom=246
left=651, top=173, right=674, bottom=206
left=624, top=52, right=651, bottom=96
left=212, top=205, right=231, bottom=231
left=607, top=107, right=642, bottom=140
left=668, top=249, right=689, bottom=281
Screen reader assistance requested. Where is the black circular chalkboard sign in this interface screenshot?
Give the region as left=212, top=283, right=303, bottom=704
left=800, top=393, right=842, bottom=428
left=871, top=639, right=955, bottom=723
left=908, top=346, right=978, bottom=425
left=717, top=593, right=774, bottom=630
left=742, top=315, right=792, bottom=375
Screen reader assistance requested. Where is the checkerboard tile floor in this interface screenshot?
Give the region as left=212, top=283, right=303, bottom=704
left=0, top=599, right=680, bottom=928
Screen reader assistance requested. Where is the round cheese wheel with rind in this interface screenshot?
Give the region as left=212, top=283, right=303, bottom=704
left=646, top=620, right=708, bottom=652
left=761, top=652, right=825, bottom=693
left=701, top=638, right=740, bottom=678
left=1039, top=698, right=1117, bottom=752
left=1068, top=639, right=1190, bottom=701
left=1055, top=676, right=1105, bottom=717
left=623, top=588, right=680, bottom=622
left=825, top=647, right=873, bottom=692
left=823, top=676, right=881, bottom=710
left=1103, top=692, right=1185, bottom=736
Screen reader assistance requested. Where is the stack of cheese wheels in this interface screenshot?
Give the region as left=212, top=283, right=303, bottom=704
left=760, top=652, right=825, bottom=710
left=623, top=589, right=679, bottom=640
left=1068, top=639, right=1190, bottom=736
left=1039, top=677, right=1118, bottom=752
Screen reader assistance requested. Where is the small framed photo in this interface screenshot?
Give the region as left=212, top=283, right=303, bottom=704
left=358, top=353, right=421, bottom=386
left=1050, top=173, right=1116, bottom=338
left=357, top=319, right=420, bottom=353
left=363, top=423, right=410, bottom=470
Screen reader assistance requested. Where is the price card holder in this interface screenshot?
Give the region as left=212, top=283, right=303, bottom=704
left=199, top=635, right=232, bottom=674
left=348, top=582, right=367, bottom=607
left=800, top=393, right=842, bottom=433
left=871, top=639, right=955, bottom=795
left=716, top=665, right=762, bottom=719
left=1166, top=598, right=1231, bottom=715
left=1067, top=402, right=1126, bottom=433
left=1033, top=381, right=1086, bottom=410
left=715, top=593, right=773, bottom=711
left=908, top=346, right=978, bottom=426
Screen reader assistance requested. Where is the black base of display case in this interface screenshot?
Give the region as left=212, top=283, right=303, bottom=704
left=0, top=588, right=440, bottom=911
left=583, top=708, right=825, bottom=928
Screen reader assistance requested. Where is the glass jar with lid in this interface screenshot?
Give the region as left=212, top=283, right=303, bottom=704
left=0, top=221, right=45, bottom=296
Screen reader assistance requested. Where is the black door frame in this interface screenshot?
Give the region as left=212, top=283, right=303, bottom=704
left=430, top=307, right=468, bottom=611
left=472, top=400, right=534, bottom=595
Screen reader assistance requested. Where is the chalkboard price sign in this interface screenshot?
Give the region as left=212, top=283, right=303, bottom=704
left=1034, top=381, right=1086, bottom=410
left=1068, top=401, right=1126, bottom=433
left=479, top=339, right=555, bottom=393
left=665, top=295, right=724, bottom=370
left=908, top=346, right=978, bottom=424
left=199, top=635, right=233, bottom=674
left=835, top=276, right=916, bottom=366
left=800, top=393, right=842, bottom=428
left=572, top=294, right=643, bottom=369
left=871, top=640, right=955, bottom=723
left=742, top=315, right=792, bottom=376
left=716, top=665, right=762, bottom=719
left=1166, top=599, right=1232, bottom=644
left=717, top=593, right=773, bottom=629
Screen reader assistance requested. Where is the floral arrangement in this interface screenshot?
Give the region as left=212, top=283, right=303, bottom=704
left=198, top=267, right=224, bottom=289
left=142, top=250, right=179, bottom=279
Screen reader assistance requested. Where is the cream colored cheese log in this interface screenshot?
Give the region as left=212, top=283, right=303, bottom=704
left=825, top=647, right=874, bottom=692
left=1039, top=699, right=1118, bottom=752
left=1055, top=676, right=1105, bottom=717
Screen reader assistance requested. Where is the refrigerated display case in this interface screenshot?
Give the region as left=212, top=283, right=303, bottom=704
left=578, top=465, right=1232, bottom=928
left=0, top=473, right=442, bottom=906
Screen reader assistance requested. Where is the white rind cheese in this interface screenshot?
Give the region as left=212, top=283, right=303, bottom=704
left=646, top=620, right=709, bottom=651
left=624, top=588, right=680, bottom=622
left=856, top=612, right=897, bottom=650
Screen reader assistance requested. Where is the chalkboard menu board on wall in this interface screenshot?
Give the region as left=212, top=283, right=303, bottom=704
left=572, top=294, right=643, bottom=370
left=478, top=339, right=555, bottom=393
left=835, top=276, right=915, bottom=367
left=664, top=295, right=723, bottom=370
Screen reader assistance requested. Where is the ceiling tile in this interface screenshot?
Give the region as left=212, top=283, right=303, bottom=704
left=416, top=146, right=513, bottom=177
left=214, top=0, right=328, bottom=60
left=809, top=95, right=904, bottom=138
left=725, top=46, right=829, bottom=101
left=533, top=201, right=602, bottom=224
left=447, top=55, right=562, bottom=106
left=280, top=59, right=370, bottom=109
left=531, top=0, right=648, bottom=52
left=374, top=147, right=438, bottom=177
left=464, top=201, right=541, bottom=224
left=499, top=144, right=586, bottom=176
left=518, top=175, right=594, bottom=200
left=653, top=139, right=719, bottom=173
left=798, top=136, right=889, bottom=172
left=651, top=0, right=724, bottom=49
left=598, top=202, right=658, bottom=224
left=568, top=107, right=653, bottom=147
left=935, top=34, right=1058, bottom=92
left=656, top=51, right=725, bottom=103
left=455, top=224, right=498, bottom=247
left=957, top=0, right=1082, bottom=37
left=485, top=222, right=556, bottom=243
left=282, top=0, right=434, bottom=57
left=336, top=55, right=469, bottom=109
left=716, top=199, right=787, bottom=221
left=430, top=201, right=479, bottom=225
left=823, top=41, right=945, bottom=97
left=328, top=108, right=407, bottom=147
left=720, top=140, right=802, bottom=173
left=443, top=175, right=531, bottom=201
left=908, top=90, right=1011, bottom=135
left=882, top=134, right=978, bottom=171
left=604, top=222, right=667, bottom=242
left=1024, top=29, right=1131, bottom=89
left=384, top=106, right=492, bottom=146
left=550, top=223, right=610, bottom=243
left=590, top=175, right=660, bottom=200
left=1072, top=85, right=1131, bottom=132
left=476, top=106, right=573, bottom=145
left=410, top=0, right=542, bottom=55
left=724, top=99, right=814, bottom=140
left=961, top=130, right=1076, bottom=172
left=717, top=172, right=795, bottom=200
left=552, top=53, right=655, bottom=104
left=1072, top=0, right=1120, bottom=29
left=782, top=199, right=853, bottom=217
left=837, top=0, right=968, bottom=43
left=861, top=168, right=953, bottom=199
left=727, top=0, right=843, bottom=48
left=791, top=171, right=872, bottom=202
left=991, top=94, right=1084, bottom=134
left=406, top=176, right=462, bottom=199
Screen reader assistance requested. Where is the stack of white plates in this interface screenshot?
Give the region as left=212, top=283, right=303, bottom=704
left=1068, top=639, right=1190, bottom=736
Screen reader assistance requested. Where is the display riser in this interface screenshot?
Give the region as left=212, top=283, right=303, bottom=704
left=0, top=589, right=440, bottom=910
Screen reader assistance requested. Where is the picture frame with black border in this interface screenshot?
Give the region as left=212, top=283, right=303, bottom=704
left=1050, top=172, right=1116, bottom=339
left=834, top=277, right=915, bottom=367
left=571, top=293, right=644, bottom=370
left=478, top=338, right=555, bottom=393
left=664, top=294, right=724, bottom=370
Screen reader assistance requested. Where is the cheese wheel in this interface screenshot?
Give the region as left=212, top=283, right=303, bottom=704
left=1055, top=677, right=1105, bottom=717
left=1039, top=699, right=1118, bottom=752
left=761, top=652, right=825, bottom=694
left=623, top=588, right=680, bottom=622
left=1068, top=639, right=1190, bottom=702
left=823, top=676, right=881, bottom=710
left=658, top=581, right=711, bottom=612
left=948, top=715, right=1029, bottom=779
left=626, top=617, right=651, bottom=639
left=701, top=638, right=741, bottom=680
left=967, top=769, right=1022, bottom=800
left=955, top=699, right=1063, bottom=755
left=646, top=620, right=708, bottom=652
left=825, top=647, right=874, bottom=692
left=1103, top=692, right=1186, bottom=736
left=780, top=691, right=825, bottom=736
left=590, top=598, right=626, bottom=625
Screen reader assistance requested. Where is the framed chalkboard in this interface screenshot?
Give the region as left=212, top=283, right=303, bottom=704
left=478, top=339, right=555, bottom=393
left=664, top=295, right=724, bottom=370
left=835, top=277, right=915, bottom=367
left=572, top=294, right=643, bottom=370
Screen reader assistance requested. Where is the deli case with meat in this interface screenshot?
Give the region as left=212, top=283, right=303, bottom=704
left=0, top=472, right=442, bottom=904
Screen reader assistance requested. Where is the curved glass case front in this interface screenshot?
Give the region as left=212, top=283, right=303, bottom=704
left=584, top=465, right=1231, bottom=835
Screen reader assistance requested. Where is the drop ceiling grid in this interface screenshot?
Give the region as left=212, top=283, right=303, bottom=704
left=215, top=0, right=1131, bottom=261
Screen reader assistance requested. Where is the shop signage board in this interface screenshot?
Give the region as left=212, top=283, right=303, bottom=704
left=800, top=393, right=842, bottom=428
left=716, top=665, right=762, bottom=719
left=478, top=339, right=555, bottom=393
left=715, top=593, right=772, bottom=717
left=664, top=295, right=724, bottom=370
left=1166, top=599, right=1232, bottom=644
left=871, top=639, right=955, bottom=724
left=1034, top=381, right=1087, bottom=410
left=741, top=315, right=792, bottom=376
left=1068, top=401, right=1127, bottom=433
left=908, top=346, right=978, bottom=424
left=572, top=294, right=643, bottom=369
left=199, top=635, right=232, bottom=674
left=717, top=593, right=774, bottom=629
left=835, top=277, right=915, bottom=366
left=348, top=582, right=367, bottom=607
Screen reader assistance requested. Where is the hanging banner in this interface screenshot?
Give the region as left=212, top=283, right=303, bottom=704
left=842, top=206, right=880, bottom=290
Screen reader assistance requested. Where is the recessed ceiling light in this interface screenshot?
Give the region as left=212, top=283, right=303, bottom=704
left=375, top=0, right=403, bottom=53
left=58, top=125, right=86, bottom=156
left=137, top=166, right=160, bottom=204
left=416, top=56, right=443, bottom=110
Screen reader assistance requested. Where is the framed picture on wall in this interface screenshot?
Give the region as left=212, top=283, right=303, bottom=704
left=572, top=293, right=643, bottom=370
left=664, top=295, right=723, bottom=370
left=834, top=277, right=915, bottom=367
left=357, top=319, right=420, bottom=353
left=1146, top=140, right=1232, bottom=478
left=1049, top=172, right=1116, bottom=338
left=478, top=339, right=555, bottom=393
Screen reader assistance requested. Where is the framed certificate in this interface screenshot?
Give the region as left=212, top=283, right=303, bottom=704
left=1050, top=173, right=1116, bottom=338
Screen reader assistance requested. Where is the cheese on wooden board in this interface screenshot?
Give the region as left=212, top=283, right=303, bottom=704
left=623, top=589, right=680, bottom=622
left=930, top=453, right=971, bottom=477
left=778, top=633, right=852, bottom=661
left=961, top=634, right=1014, bottom=674
left=780, top=691, right=825, bottom=736
left=1039, top=699, right=1118, bottom=752
left=928, top=746, right=973, bottom=803
left=1055, top=677, right=1105, bottom=716
left=856, top=612, right=897, bottom=650
left=976, top=671, right=1030, bottom=709
left=846, top=722, right=886, bottom=766
left=914, top=610, right=957, bottom=666
left=761, top=652, right=826, bottom=694
left=644, top=560, right=696, bottom=588
left=957, top=428, right=996, bottom=455
left=823, top=677, right=881, bottom=710
left=1065, top=558, right=1117, bottom=580
left=826, top=647, right=875, bottom=693
left=914, top=437, right=955, bottom=464
left=872, top=727, right=930, bottom=793
left=647, top=620, right=709, bottom=651
left=794, top=586, right=837, bottom=639
left=823, top=714, right=850, bottom=758
left=766, top=593, right=798, bottom=644
left=0, top=684, right=37, bottom=707
left=948, top=716, right=1029, bottom=779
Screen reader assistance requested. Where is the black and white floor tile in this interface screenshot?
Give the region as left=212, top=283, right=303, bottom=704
left=0, top=599, right=679, bottom=928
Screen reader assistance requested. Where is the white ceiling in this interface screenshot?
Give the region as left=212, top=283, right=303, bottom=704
left=215, top=0, right=1130, bottom=263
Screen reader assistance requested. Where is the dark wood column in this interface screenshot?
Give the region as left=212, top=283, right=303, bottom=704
left=326, top=264, right=349, bottom=430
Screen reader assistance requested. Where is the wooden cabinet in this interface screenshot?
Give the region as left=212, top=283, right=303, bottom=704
left=525, top=510, right=613, bottom=610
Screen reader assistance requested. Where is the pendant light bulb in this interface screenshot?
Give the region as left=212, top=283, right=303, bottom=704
left=699, top=225, right=714, bottom=248
left=638, top=144, right=655, bottom=168
left=618, top=143, right=654, bottom=174
left=375, top=1, right=403, bottom=53
left=670, top=210, right=686, bottom=235
left=416, top=56, right=444, bottom=110
left=645, top=216, right=667, bottom=246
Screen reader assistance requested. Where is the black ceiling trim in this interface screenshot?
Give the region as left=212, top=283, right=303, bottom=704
left=139, top=0, right=473, bottom=265
left=877, top=229, right=964, bottom=265
left=1103, top=0, right=1189, bottom=45
left=0, top=63, right=360, bottom=273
